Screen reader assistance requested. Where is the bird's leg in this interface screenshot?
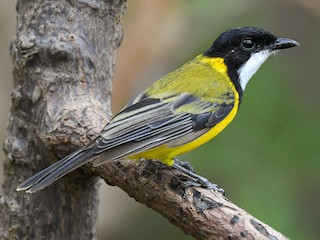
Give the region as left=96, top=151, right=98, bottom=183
left=172, top=159, right=225, bottom=195
left=173, top=159, right=195, bottom=173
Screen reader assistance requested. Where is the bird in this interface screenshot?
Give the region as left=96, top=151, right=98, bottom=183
left=17, top=27, right=299, bottom=193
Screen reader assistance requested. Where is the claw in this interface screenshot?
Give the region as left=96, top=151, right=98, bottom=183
left=174, top=159, right=195, bottom=173
left=172, top=159, right=225, bottom=195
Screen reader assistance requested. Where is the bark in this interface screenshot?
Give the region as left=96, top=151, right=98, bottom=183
left=0, top=0, right=289, bottom=239
left=0, top=0, right=126, bottom=239
left=91, top=160, right=289, bottom=240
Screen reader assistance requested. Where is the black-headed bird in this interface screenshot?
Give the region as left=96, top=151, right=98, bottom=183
left=17, top=27, right=299, bottom=193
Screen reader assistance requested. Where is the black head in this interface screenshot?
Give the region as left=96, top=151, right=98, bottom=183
left=204, top=27, right=299, bottom=96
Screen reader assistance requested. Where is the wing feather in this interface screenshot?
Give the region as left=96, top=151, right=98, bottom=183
left=91, top=92, right=234, bottom=165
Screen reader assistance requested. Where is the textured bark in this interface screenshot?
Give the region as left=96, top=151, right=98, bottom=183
left=0, top=0, right=126, bottom=239
left=0, top=0, right=289, bottom=239
left=92, top=160, right=289, bottom=240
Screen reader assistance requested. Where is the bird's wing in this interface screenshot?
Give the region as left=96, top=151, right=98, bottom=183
left=92, top=92, right=234, bottom=165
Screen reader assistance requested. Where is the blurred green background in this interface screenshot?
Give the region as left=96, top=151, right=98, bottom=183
left=1, top=0, right=319, bottom=239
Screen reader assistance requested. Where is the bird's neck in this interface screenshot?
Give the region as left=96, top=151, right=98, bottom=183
left=199, top=55, right=243, bottom=102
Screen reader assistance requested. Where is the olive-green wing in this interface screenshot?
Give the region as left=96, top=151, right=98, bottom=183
left=92, top=92, right=234, bottom=166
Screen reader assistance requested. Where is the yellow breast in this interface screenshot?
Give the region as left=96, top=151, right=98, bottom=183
left=129, top=55, right=240, bottom=166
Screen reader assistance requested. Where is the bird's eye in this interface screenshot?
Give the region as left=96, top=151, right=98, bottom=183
left=241, top=38, right=256, bottom=50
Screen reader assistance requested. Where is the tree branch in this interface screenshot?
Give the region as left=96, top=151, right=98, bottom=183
left=87, top=160, right=289, bottom=240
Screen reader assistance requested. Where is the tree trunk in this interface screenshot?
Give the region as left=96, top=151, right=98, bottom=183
left=0, top=0, right=126, bottom=239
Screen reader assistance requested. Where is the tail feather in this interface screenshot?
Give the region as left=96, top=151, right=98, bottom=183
left=17, top=148, right=95, bottom=193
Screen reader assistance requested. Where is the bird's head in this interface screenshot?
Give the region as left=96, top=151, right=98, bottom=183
left=204, top=27, right=299, bottom=94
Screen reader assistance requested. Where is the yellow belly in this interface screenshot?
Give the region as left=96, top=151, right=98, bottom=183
left=129, top=103, right=239, bottom=166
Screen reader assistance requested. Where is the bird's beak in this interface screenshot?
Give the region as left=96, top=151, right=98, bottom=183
left=270, top=37, right=300, bottom=50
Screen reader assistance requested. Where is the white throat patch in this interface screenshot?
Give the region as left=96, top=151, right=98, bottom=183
left=238, top=50, right=271, bottom=90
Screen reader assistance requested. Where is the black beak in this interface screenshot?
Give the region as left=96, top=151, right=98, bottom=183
left=270, top=37, right=300, bottom=50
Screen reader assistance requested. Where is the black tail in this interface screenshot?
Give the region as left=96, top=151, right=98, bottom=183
left=17, top=147, right=95, bottom=193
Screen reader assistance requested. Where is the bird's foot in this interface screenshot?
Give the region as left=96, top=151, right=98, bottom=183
left=173, top=159, right=195, bottom=173
left=171, top=159, right=225, bottom=195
